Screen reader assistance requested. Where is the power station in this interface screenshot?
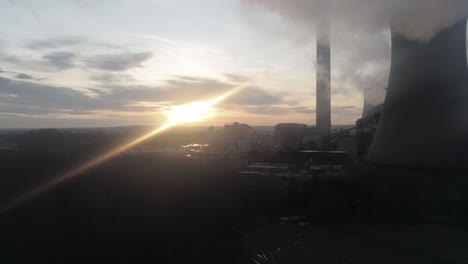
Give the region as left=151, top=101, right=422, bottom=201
left=367, top=20, right=468, bottom=168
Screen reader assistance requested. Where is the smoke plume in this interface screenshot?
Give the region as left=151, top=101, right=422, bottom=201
left=242, top=0, right=468, bottom=107
left=242, top=0, right=468, bottom=42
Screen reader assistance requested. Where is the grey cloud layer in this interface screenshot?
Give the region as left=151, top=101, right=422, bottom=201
left=14, top=73, right=34, bottom=80
left=0, top=77, right=100, bottom=115
left=43, top=52, right=77, bottom=70
left=0, top=67, right=40, bottom=81
left=90, top=73, right=136, bottom=84
left=2, top=50, right=153, bottom=73
left=4, top=37, right=154, bottom=73
left=26, top=37, right=84, bottom=50
left=0, top=75, right=293, bottom=117
left=84, top=52, right=153, bottom=71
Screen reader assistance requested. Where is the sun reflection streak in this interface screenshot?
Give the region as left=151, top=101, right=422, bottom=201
left=0, top=73, right=265, bottom=214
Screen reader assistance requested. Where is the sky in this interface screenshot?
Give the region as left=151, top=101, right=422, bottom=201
left=0, top=0, right=398, bottom=128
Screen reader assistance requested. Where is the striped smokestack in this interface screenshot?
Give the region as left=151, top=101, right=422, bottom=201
left=316, top=21, right=331, bottom=136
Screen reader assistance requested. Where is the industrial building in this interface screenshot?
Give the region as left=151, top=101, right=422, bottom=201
left=211, top=122, right=258, bottom=153
left=273, top=123, right=309, bottom=149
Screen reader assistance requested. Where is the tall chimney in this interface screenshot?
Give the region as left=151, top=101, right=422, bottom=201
left=316, top=21, right=331, bottom=136
left=367, top=20, right=468, bottom=168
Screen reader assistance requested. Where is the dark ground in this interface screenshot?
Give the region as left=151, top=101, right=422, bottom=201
left=1, top=130, right=468, bottom=263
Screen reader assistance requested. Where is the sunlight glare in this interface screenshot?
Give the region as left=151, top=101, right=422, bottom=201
left=0, top=71, right=269, bottom=214
left=168, top=101, right=213, bottom=123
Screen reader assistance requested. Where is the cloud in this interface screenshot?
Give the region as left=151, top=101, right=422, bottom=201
left=292, top=106, right=315, bottom=114
left=14, top=73, right=34, bottom=80
left=327, top=30, right=390, bottom=104
left=224, top=73, right=252, bottom=83
left=0, top=77, right=97, bottom=115
left=90, top=73, right=136, bottom=84
left=85, top=52, right=153, bottom=71
left=104, top=77, right=284, bottom=107
left=236, top=105, right=316, bottom=115
left=26, top=37, right=84, bottom=50
left=242, top=106, right=290, bottom=115
left=242, top=0, right=468, bottom=42
left=0, top=54, right=21, bottom=64
left=242, top=1, right=394, bottom=105
left=332, top=105, right=361, bottom=117
left=224, top=87, right=282, bottom=105
left=331, top=105, right=363, bottom=124
left=43, top=52, right=77, bottom=70
left=0, top=67, right=44, bottom=81
left=176, top=76, right=202, bottom=82
left=0, top=75, right=286, bottom=118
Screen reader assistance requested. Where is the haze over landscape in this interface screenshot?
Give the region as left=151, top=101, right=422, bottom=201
left=2, top=1, right=468, bottom=263
left=0, top=0, right=389, bottom=128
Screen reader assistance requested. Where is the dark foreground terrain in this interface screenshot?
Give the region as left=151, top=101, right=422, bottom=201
left=1, top=130, right=468, bottom=263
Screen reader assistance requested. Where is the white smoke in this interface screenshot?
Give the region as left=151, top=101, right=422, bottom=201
left=242, top=0, right=468, bottom=42
left=242, top=0, right=468, bottom=108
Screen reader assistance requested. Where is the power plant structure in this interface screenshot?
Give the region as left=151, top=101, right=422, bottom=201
left=367, top=20, right=468, bottom=168
left=316, top=21, right=332, bottom=137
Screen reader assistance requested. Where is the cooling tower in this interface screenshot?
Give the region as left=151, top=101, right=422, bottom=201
left=316, top=23, right=331, bottom=136
left=367, top=20, right=468, bottom=168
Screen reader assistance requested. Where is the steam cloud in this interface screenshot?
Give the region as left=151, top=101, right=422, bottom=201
left=243, top=0, right=468, bottom=42
left=242, top=0, right=468, bottom=107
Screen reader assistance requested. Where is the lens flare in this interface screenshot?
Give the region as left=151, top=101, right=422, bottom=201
left=0, top=73, right=266, bottom=214
left=168, top=102, right=213, bottom=123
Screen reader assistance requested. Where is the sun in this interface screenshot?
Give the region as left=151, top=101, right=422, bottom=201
left=0, top=72, right=269, bottom=214
left=168, top=101, right=213, bottom=123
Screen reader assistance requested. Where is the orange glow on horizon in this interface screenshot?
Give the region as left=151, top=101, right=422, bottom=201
left=0, top=73, right=265, bottom=214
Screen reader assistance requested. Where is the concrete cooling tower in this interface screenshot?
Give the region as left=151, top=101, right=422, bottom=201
left=367, top=20, right=468, bottom=168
